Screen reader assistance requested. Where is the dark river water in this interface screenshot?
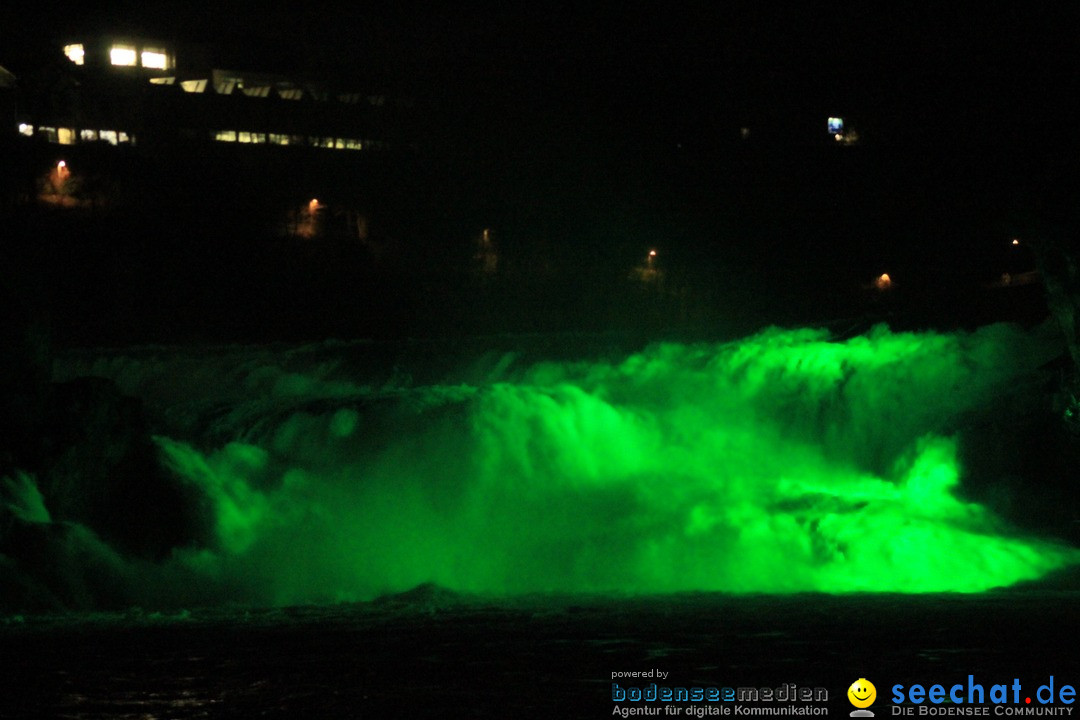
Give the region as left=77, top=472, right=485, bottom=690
left=2, top=590, right=1077, bottom=718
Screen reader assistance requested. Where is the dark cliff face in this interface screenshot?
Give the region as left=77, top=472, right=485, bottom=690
left=0, top=279, right=51, bottom=457
left=0, top=279, right=207, bottom=612
left=1038, top=236, right=1080, bottom=368
left=39, top=377, right=208, bottom=558
left=1035, top=233, right=1080, bottom=444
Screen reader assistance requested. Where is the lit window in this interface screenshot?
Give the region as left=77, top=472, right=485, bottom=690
left=110, top=45, right=138, bottom=66
left=63, top=44, right=85, bottom=65
left=80, top=129, right=99, bottom=141
left=38, top=126, right=58, bottom=143
left=827, top=117, right=844, bottom=135
left=149, top=76, right=175, bottom=85
left=118, top=132, right=131, bottom=144
left=278, top=88, right=302, bottom=100
left=180, top=79, right=207, bottom=93
left=99, top=130, right=118, bottom=145
left=269, top=134, right=289, bottom=145
left=251, top=133, right=266, bottom=144
left=334, top=138, right=345, bottom=149
left=214, top=79, right=236, bottom=95
left=241, top=85, right=271, bottom=98
left=18, top=123, right=34, bottom=137
left=238, top=132, right=253, bottom=143
left=214, top=130, right=237, bottom=142
left=345, top=139, right=363, bottom=150
left=141, top=49, right=169, bottom=69
left=58, top=128, right=76, bottom=145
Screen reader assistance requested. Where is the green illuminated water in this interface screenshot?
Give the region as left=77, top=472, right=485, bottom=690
left=26, top=324, right=1080, bottom=607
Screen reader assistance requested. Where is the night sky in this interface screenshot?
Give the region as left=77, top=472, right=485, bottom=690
left=5, top=4, right=1077, bottom=139
left=3, top=3, right=1079, bottom=342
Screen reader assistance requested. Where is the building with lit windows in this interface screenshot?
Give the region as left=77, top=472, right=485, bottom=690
left=10, top=35, right=411, bottom=155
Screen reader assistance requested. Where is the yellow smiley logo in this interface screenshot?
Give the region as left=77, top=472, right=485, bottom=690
left=848, top=678, right=876, bottom=708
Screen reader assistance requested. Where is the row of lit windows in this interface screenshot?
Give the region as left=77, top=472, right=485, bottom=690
left=59, top=43, right=402, bottom=108
left=212, top=130, right=373, bottom=150
left=63, top=43, right=172, bottom=70
left=18, top=123, right=134, bottom=146
left=150, top=76, right=390, bottom=106
left=148, top=76, right=308, bottom=100
left=15, top=121, right=383, bottom=152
